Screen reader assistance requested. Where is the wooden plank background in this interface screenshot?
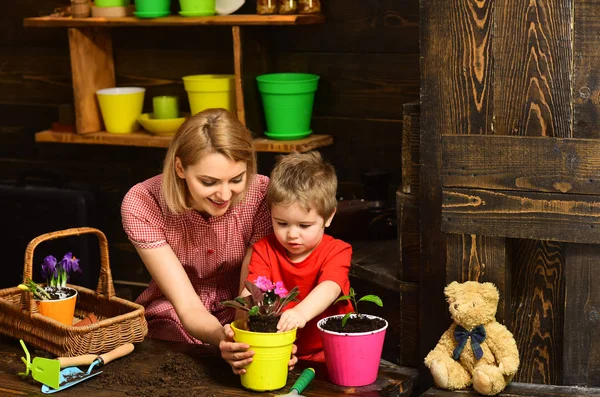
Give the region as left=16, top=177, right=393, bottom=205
left=564, top=243, right=600, bottom=386
left=441, top=188, right=600, bottom=244
left=419, top=0, right=600, bottom=390
left=442, top=135, right=600, bottom=195
left=418, top=0, right=452, bottom=388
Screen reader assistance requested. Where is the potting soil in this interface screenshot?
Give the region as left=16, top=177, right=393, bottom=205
left=1, top=342, right=229, bottom=397
left=320, top=316, right=386, bottom=333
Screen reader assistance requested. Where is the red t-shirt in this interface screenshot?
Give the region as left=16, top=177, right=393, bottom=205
left=247, top=234, right=352, bottom=356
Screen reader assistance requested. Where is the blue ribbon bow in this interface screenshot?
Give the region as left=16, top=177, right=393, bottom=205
left=453, top=324, right=486, bottom=361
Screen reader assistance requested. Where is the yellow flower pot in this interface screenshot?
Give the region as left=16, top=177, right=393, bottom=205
left=182, top=74, right=236, bottom=115
left=36, top=288, right=77, bottom=326
left=231, top=320, right=296, bottom=391
left=96, top=87, right=145, bottom=134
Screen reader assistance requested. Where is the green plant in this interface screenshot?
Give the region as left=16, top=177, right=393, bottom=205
left=41, top=253, right=82, bottom=288
left=18, top=252, right=83, bottom=300
left=18, top=279, right=52, bottom=300
left=222, top=277, right=300, bottom=318
left=334, top=287, right=383, bottom=327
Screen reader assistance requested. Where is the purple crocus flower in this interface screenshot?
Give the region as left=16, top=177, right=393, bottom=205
left=255, top=276, right=274, bottom=292
left=274, top=281, right=288, bottom=298
left=41, top=255, right=58, bottom=280
left=59, top=252, right=82, bottom=274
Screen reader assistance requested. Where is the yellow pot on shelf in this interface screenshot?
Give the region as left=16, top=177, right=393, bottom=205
left=138, top=113, right=188, bottom=136
left=231, top=320, right=296, bottom=391
left=182, top=74, right=236, bottom=115
left=96, top=87, right=145, bottom=134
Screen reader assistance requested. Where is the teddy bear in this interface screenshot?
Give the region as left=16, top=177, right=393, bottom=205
left=424, top=281, right=519, bottom=395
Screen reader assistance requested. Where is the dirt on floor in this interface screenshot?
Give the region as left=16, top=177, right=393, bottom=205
left=2, top=344, right=55, bottom=387
left=90, top=347, right=227, bottom=397
left=1, top=341, right=231, bottom=397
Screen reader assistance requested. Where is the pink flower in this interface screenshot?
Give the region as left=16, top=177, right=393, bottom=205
left=255, top=276, right=274, bottom=292
left=274, top=281, right=288, bottom=298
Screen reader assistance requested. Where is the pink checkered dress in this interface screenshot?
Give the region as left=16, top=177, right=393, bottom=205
left=121, top=174, right=272, bottom=343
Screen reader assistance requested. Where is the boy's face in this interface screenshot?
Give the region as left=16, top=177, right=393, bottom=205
left=271, top=202, right=335, bottom=263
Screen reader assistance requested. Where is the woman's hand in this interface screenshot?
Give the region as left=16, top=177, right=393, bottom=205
left=219, top=324, right=255, bottom=374
left=277, top=308, right=307, bottom=332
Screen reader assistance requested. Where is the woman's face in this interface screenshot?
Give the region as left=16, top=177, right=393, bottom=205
left=176, top=152, right=247, bottom=217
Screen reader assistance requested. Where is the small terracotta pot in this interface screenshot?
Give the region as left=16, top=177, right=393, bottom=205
left=36, top=287, right=78, bottom=326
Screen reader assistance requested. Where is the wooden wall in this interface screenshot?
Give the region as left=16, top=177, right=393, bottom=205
left=421, top=0, right=600, bottom=391
left=1, top=2, right=419, bottom=299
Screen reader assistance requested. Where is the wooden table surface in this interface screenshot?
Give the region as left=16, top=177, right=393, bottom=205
left=0, top=336, right=418, bottom=397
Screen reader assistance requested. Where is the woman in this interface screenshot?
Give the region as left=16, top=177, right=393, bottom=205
left=121, top=108, right=294, bottom=373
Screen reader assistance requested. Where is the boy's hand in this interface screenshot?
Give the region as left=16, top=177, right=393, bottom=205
left=277, top=308, right=307, bottom=332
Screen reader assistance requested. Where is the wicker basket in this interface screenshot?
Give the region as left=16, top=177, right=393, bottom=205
left=0, top=227, right=147, bottom=356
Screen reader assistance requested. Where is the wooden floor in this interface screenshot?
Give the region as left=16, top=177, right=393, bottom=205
left=422, top=383, right=600, bottom=396
left=0, top=336, right=419, bottom=397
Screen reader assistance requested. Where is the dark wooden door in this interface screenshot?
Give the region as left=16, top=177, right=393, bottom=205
left=420, top=0, right=600, bottom=390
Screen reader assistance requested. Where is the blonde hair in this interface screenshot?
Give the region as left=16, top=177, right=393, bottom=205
left=267, top=151, right=337, bottom=220
left=162, top=108, right=257, bottom=214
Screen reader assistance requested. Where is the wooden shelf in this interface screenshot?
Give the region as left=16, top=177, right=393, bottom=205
left=35, top=130, right=333, bottom=153
left=23, top=14, right=325, bottom=28
left=24, top=14, right=328, bottom=149
left=253, top=134, right=333, bottom=153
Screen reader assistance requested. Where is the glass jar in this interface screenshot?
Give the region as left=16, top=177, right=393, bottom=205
left=278, top=0, right=297, bottom=14
left=257, top=0, right=277, bottom=15
left=70, top=0, right=90, bottom=17
left=298, top=0, right=320, bottom=14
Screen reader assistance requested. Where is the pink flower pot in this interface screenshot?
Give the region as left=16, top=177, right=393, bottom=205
left=317, top=314, right=388, bottom=387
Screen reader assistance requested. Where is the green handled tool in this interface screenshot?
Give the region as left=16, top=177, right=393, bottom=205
left=276, top=368, right=315, bottom=397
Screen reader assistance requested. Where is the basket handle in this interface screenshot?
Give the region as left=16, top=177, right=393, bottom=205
left=22, top=227, right=115, bottom=314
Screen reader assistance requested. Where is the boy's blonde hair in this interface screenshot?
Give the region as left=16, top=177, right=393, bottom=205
left=267, top=151, right=337, bottom=220
left=162, top=108, right=256, bottom=214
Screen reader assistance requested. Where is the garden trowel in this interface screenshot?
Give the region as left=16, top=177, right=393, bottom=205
left=275, top=368, right=315, bottom=397
left=19, top=339, right=134, bottom=393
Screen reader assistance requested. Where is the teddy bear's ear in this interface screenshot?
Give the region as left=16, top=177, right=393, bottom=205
left=444, top=281, right=461, bottom=300
left=480, top=282, right=500, bottom=302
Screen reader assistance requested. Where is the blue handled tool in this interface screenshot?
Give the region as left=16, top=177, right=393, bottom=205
left=37, top=343, right=134, bottom=394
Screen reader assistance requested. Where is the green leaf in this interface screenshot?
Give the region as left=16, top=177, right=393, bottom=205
left=248, top=306, right=259, bottom=316
left=341, top=312, right=353, bottom=327
left=357, top=295, right=383, bottom=307
left=334, top=294, right=351, bottom=304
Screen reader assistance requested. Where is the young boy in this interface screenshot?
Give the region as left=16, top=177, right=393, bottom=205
left=242, top=151, right=352, bottom=362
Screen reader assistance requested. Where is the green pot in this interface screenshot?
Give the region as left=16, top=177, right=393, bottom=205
left=178, top=0, right=215, bottom=15
left=256, top=73, right=319, bottom=140
left=95, top=0, right=131, bottom=6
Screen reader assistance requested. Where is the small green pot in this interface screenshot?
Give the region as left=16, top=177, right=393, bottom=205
left=95, top=0, right=131, bottom=6
left=256, top=73, right=319, bottom=140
